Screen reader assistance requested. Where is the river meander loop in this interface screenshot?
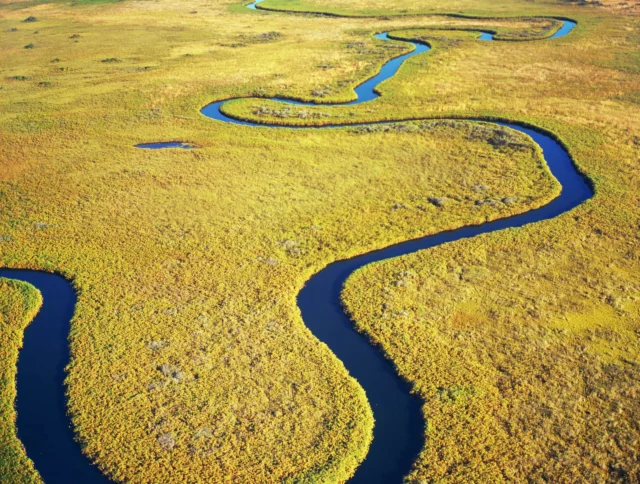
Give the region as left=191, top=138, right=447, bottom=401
left=1, top=6, right=586, bottom=484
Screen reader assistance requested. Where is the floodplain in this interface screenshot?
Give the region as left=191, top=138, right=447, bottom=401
left=0, top=0, right=638, bottom=481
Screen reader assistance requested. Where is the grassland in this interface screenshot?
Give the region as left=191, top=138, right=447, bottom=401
left=0, top=279, right=42, bottom=484
left=258, top=0, right=640, bottom=17
left=1, top=0, right=639, bottom=482
left=257, top=0, right=577, bottom=17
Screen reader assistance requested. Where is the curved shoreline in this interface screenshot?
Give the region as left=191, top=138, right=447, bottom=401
left=199, top=19, right=574, bottom=125
left=250, top=0, right=577, bottom=42
left=0, top=5, right=590, bottom=484
left=0, top=269, right=112, bottom=484
left=298, top=121, right=592, bottom=483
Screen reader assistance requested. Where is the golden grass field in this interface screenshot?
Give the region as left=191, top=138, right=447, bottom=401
left=1, top=0, right=639, bottom=481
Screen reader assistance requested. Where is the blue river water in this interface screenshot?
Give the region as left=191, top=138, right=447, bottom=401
left=1, top=7, right=583, bottom=484
left=199, top=32, right=432, bottom=122
left=551, top=19, right=577, bottom=39
left=136, top=141, right=194, bottom=149
left=0, top=270, right=113, bottom=484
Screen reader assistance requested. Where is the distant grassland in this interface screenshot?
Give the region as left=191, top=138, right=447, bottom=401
left=257, top=0, right=640, bottom=16
left=257, top=0, right=575, bottom=17
left=0, top=0, right=639, bottom=482
left=0, top=279, right=42, bottom=484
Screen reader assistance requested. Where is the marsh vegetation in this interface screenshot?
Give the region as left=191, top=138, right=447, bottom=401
left=0, top=0, right=638, bottom=481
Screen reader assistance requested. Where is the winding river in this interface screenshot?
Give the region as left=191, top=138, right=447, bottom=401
left=0, top=4, right=590, bottom=483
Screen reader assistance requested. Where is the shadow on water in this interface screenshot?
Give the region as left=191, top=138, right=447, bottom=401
left=2, top=8, right=584, bottom=484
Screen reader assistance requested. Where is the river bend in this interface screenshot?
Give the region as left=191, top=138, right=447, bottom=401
left=0, top=7, right=587, bottom=484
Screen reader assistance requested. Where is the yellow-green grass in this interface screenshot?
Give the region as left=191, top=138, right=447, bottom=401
left=254, top=0, right=640, bottom=18
left=0, top=0, right=639, bottom=482
left=0, top=279, right=42, bottom=484
left=342, top=212, right=640, bottom=481
left=254, top=0, right=575, bottom=18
